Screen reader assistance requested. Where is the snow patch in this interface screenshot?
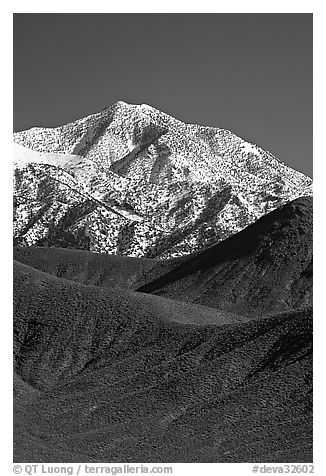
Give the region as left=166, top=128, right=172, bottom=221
left=13, top=142, right=89, bottom=169
left=241, top=141, right=258, bottom=155
left=127, top=136, right=136, bottom=152
left=140, top=104, right=153, bottom=111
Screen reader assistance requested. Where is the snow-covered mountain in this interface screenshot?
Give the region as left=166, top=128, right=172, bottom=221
left=13, top=100, right=312, bottom=258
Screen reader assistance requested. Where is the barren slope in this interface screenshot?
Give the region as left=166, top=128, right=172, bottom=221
left=14, top=260, right=312, bottom=463
left=13, top=246, right=186, bottom=290
left=137, top=197, right=312, bottom=317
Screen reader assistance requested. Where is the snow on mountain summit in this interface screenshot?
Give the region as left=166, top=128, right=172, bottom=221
left=13, top=101, right=312, bottom=258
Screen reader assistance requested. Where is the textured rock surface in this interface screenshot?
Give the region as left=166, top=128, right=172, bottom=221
left=13, top=101, right=312, bottom=258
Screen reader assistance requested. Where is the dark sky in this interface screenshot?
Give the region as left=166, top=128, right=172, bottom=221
left=13, top=13, right=312, bottom=177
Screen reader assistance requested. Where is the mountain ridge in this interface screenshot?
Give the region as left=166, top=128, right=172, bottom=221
left=13, top=101, right=312, bottom=258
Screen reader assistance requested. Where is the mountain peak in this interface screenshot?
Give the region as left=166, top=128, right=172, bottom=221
left=13, top=102, right=312, bottom=258
left=108, top=100, right=155, bottom=111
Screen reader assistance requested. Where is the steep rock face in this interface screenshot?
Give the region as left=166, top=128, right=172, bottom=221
left=13, top=101, right=312, bottom=258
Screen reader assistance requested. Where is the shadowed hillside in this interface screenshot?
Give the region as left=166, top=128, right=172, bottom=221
left=137, top=197, right=313, bottom=317
left=13, top=245, right=186, bottom=290
left=14, top=260, right=312, bottom=463
left=13, top=196, right=313, bottom=311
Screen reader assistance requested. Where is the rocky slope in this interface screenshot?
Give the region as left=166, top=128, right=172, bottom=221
left=13, top=101, right=312, bottom=258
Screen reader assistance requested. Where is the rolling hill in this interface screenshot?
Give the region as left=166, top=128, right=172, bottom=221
left=137, top=197, right=313, bottom=317
left=14, top=260, right=312, bottom=462
left=14, top=196, right=312, bottom=318
left=13, top=245, right=186, bottom=290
